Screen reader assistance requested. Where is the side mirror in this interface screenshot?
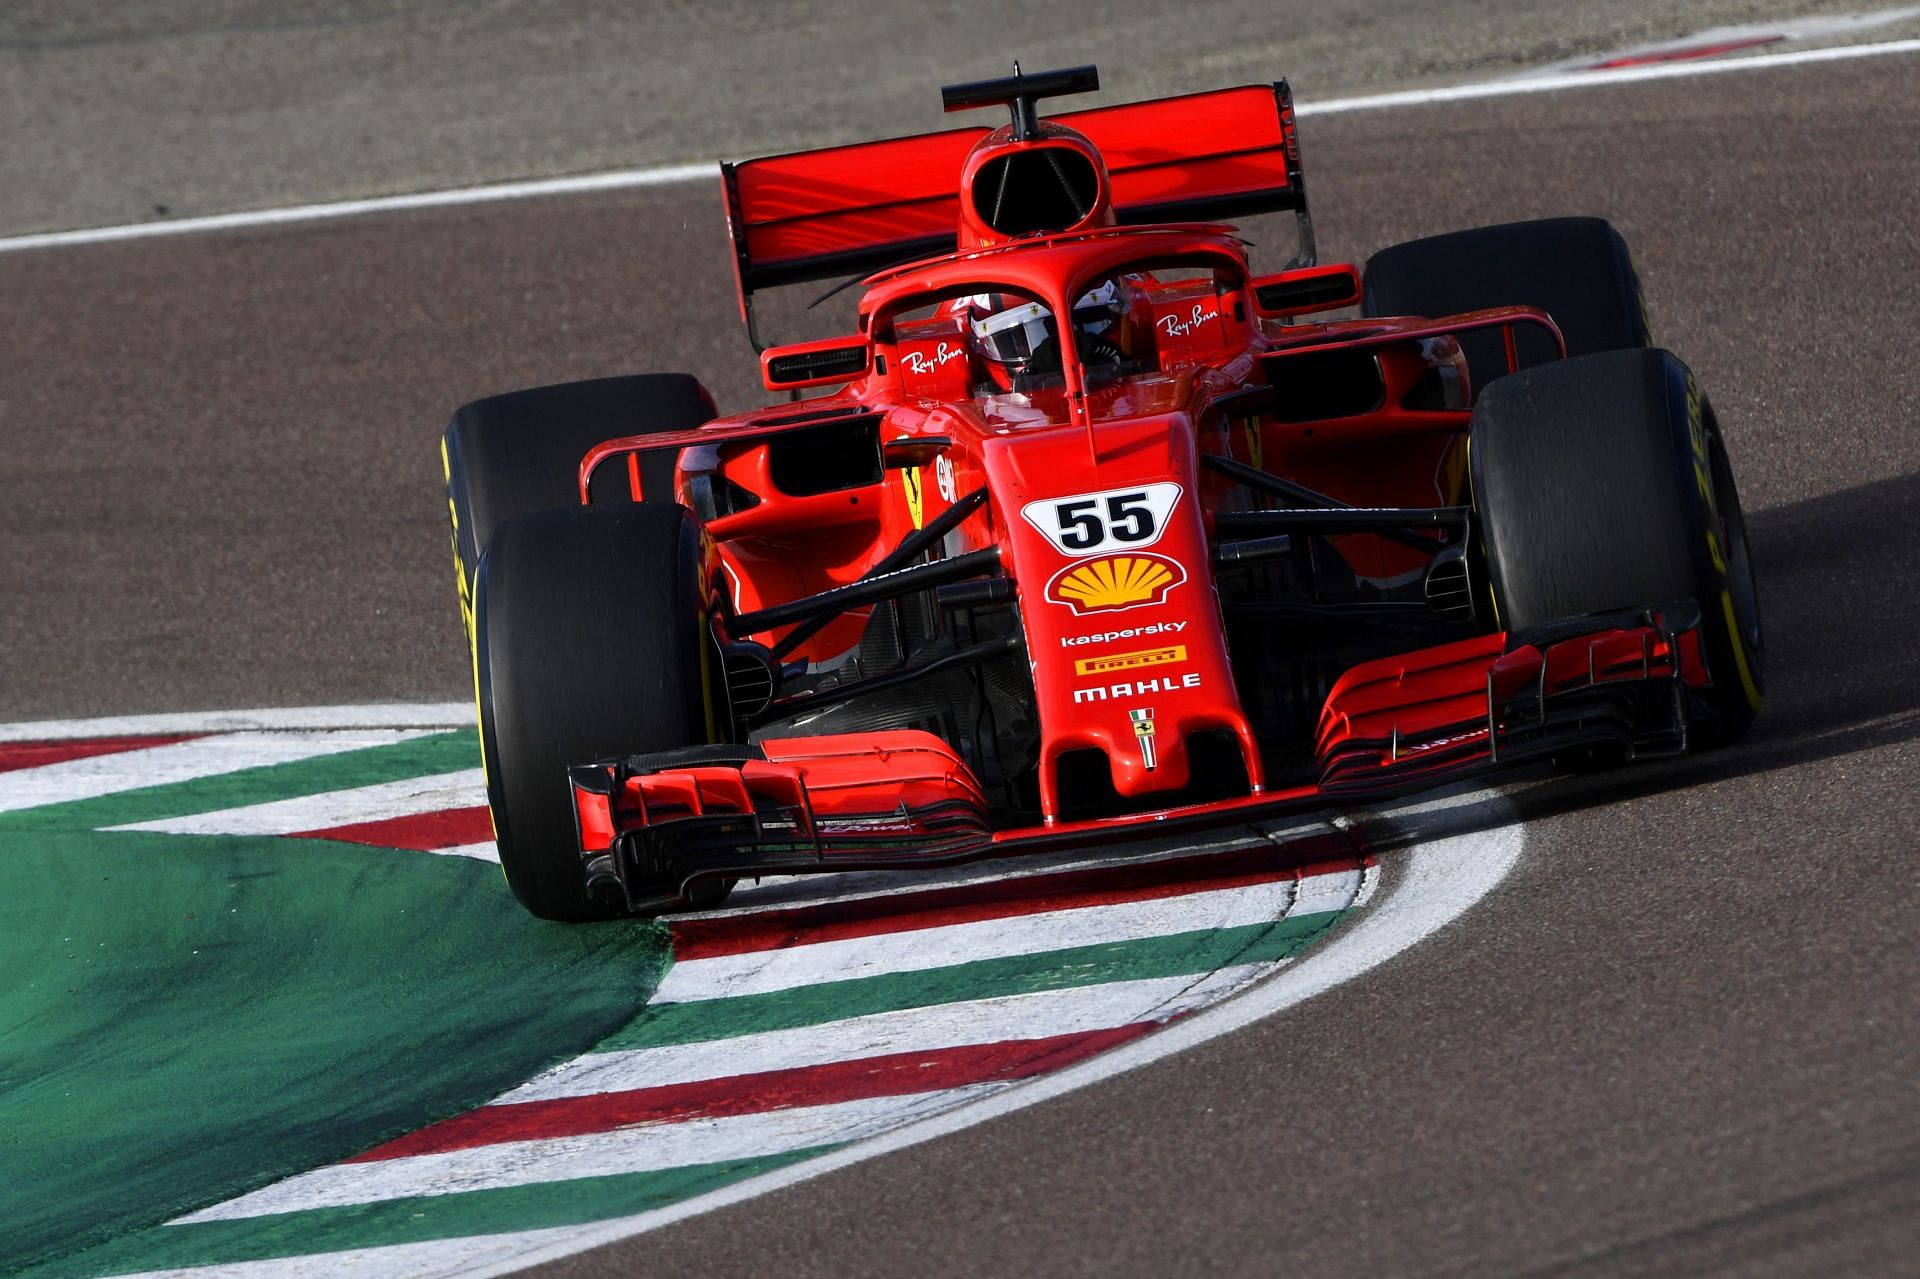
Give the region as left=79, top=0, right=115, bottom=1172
left=1249, top=263, right=1363, bottom=318
left=881, top=435, right=952, bottom=469
left=761, top=335, right=872, bottom=391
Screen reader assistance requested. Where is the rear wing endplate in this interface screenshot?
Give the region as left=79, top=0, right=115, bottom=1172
left=722, top=81, right=1312, bottom=346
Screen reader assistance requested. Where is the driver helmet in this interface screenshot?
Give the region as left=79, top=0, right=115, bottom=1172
left=967, top=294, right=1055, bottom=371
left=967, top=281, right=1130, bottom=378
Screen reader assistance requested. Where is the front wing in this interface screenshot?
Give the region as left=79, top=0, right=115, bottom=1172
left=569, top=608, right=1710, bottom=914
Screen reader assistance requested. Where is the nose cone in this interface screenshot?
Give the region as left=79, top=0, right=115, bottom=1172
left=982, top=411, right=1262, bottom=820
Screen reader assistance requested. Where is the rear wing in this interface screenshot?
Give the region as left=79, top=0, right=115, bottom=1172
left=722, top=81, right=1312, bottom=345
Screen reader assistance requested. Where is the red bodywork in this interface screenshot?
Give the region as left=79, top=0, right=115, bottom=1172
left=557, top=74, right=1732, bottom=911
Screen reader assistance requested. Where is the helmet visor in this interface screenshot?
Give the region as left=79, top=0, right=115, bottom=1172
left=970, top=300, right=1056, bottom=365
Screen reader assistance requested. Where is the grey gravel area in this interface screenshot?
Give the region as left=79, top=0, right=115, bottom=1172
left=3, top=0, right=1915, bottom=236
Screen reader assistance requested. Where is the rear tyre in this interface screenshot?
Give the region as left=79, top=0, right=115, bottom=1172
left=475, top=503, right=724, bottom=920
left=442, top=373, right=715, bottom=647
left=1363, top=217, right=1651, bottom=392
left=1469, top=348, right=1764, bottom=744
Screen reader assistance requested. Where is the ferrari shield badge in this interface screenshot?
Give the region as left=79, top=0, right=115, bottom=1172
left=1130, top=706, right=1158, bottom=771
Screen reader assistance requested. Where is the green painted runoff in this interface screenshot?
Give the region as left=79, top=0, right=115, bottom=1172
left=0, top=752, right=668, bottom=1275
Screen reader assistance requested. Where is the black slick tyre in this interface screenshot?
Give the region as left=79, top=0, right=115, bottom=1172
left=1469, top=348, right=1764, bottom=744
left=1363, top=217, right=1651, bottom=392
left=442, top=373, right=714, bottom=647
left=474, top=502, right=722, bottom=920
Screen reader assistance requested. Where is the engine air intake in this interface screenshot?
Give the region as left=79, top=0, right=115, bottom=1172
left=971, top=147, right=1101, bottom=236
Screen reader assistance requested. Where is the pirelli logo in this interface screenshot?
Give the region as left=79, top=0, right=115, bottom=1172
left=1073, top=645, right=1187, bottom=677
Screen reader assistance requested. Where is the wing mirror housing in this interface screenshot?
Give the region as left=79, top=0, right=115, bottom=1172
left=761, top=335, right=872, bottom=391
left=1249, top=262, right=1363, bottom=318
left=881, top=435, right=953, bottom=469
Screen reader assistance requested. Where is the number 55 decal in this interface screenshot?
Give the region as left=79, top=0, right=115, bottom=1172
left=1021, top=483, right=1183, bottom=556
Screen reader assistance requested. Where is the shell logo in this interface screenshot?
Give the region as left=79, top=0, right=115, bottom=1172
left=1045, top=553, right=1187, bottom=615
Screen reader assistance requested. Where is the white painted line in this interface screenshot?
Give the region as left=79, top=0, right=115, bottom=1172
left=434, top=841, right=500, bottom=864
left=4, top=37, right=1915, bottom=258
left=0, top=704, right=471, bottom=742
left=650, top=875, right=1332, bottom=1003
left=0, top=730, right=443, bottom=816
left=107, top=769, right=485, bottom=837
left=1290, top=35, right=1920, bottom=114
left=1297, top=862, right=1372, bottom=913
left=0, top=166, right=717, bottom=254
left=1507, top=8, right=1920, bottom=78
left=500, top=963, right=1273, bottom=1104
left=103, top=1232, right=596, bottom=1279
left=177, top=1086, right=1005, bottom=1222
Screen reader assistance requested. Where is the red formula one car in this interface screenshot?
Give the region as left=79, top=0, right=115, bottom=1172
left=441, top=64, right=1763, bottom=920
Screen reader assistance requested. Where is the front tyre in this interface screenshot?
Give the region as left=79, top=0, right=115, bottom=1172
left=475, top=503, right=724, bottom=920
left=1469, top=348, right=1763, bottom=744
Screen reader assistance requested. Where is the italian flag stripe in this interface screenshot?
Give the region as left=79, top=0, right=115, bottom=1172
left=172, top=910, right=1359, bottom=1221
left=0, top=731, right=474, bottom=829
left=289, top=804, right=494, bottom=852
left=181, top=1091, right=1007, bottom=1221
left=498, top=964, right=1272, bottom=1103
left=619, top=910, right=1349, bottom=1050
left=655, top=880, right=1322, bottom=1002
left=106, top=769, right=485, bottom=837
left=348, top=1024, right=1156, bottom=1161
left=0, top=734, right=203, bottom=775
left=55, top=1151, right=833, bottom=1277
left=168, top=872, right=1361, bottom=1231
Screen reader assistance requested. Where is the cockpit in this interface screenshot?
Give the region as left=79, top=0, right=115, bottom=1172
left=957, top=282, right=1130, bottom=392
left=873, top=249, right=1251, bottom=409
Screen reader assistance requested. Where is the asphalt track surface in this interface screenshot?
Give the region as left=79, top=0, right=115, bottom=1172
left=2, top=29, right=1917, bottom=1279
